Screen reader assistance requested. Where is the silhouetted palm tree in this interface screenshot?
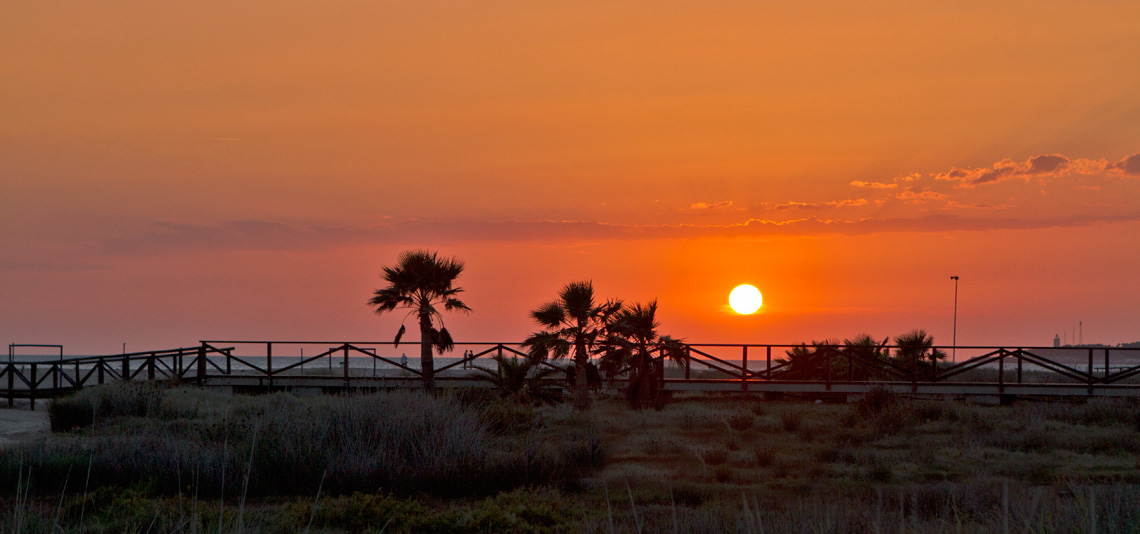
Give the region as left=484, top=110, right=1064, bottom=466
left=521, top=281, right=621, bottom=410
left=601, top=301, right=686, bottom=409
left=471, top=354, right=563, bottom=405
left=368, top=250, right=471, bottom=395
left=893, top=329, right=947, bottom=378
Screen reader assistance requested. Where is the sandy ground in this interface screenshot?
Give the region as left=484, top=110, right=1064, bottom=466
left=0, top=400, right=49, bottom=447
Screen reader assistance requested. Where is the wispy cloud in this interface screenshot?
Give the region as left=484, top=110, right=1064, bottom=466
left=850, top=181, right=897, bottom=189
left=686, top=200, right=735, bottom=210
left=772, top=199, right=868, bottom=210
left=93, top=152, right=1140, bottom=256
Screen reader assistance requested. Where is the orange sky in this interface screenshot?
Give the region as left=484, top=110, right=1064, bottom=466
left=3, top=1, right=1140, bottom=354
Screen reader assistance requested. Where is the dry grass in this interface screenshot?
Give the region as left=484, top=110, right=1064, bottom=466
left=6, top=387, right=1140, bottom=532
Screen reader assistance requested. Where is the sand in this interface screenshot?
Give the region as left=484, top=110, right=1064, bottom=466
left=0, top=401, right=50, bottom=447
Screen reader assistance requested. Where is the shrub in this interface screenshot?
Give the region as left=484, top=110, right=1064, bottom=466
left=727, top=413, right=754, bottom=431
left=780, top=410, right=803, bottom=432
left=702, top=447, right=730, bottom=466
left=753, top=447, right=775, bottom=467
left=855, top=386, right=898, bottom=418
left=48, top=397, right=95, bottom=431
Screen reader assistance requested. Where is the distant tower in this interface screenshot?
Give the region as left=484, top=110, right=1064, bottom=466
left=1054, top=334, right=1061, bottom=348
left=1079, top=321, right=1083, bottom=345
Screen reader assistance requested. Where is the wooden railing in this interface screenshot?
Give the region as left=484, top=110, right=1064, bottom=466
left=5, top=341, right=1140, bottom=408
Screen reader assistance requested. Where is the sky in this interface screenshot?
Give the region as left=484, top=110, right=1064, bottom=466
left=3, top=1, right=1140, bottom=355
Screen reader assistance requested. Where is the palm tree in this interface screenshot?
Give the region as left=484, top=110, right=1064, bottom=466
left=893, top=329, right=947, bottom=378
left=601, top=301, right=686, bottom=409
left=471, top=354, right=563, bottom=405
left=521, top=281, right=621, bottom=410
left=368, top=250, right=471, bottom=395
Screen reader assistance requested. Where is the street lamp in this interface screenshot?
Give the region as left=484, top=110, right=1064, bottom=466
left=950, top=276, right=959, bottom=363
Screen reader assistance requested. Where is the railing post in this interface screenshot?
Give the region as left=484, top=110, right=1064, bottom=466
left=123, top=354, right=130, bottom=381
left=29, top=363, right=37, bottom=411
left=998, top=351, right=1005, bottom=394
left=1088, top=347, right=1095, bottom=394
left=911, top=348, right=918, bottom=393
left=98, top=358, right=105, bottom=385
left=685, top=347, right=691, bottom=380
left=344, top=345, right=350, bottom=389
left=826, top=347, right=832, bottom=391
left=148, top=352, right=156, bottom=381
left=75, top=360, right=81, bottom=390
left=267, top=342, right=273, bottom=388
left=766, top=346, right=772, bottom=380
left=197, top=343, right=207, bottom=385
left=1105, top=348, right=1111, bottom=381
left=53, top=363, right=59, bottom=390
left=741, top=345, right=748, bottom=391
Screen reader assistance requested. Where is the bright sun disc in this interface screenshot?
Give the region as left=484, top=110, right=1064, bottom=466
left=729, top=284, right=763, bottom=314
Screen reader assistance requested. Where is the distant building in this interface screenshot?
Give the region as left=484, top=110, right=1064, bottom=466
left=1054, top=334, right=1061, bottom=348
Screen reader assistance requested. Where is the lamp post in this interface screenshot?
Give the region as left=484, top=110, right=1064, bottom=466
left=950, top=276, right=959, bottom=363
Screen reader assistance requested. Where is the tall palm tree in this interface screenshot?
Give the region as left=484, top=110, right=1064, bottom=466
left=521, top=281, right=621, bottom=410
left=602, top=301, right=686, bottom=409
left=368, top=250, right=471, bottom=395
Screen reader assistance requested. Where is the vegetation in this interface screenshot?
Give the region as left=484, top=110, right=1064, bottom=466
left=597, top=300, right=686, bottom=410
left=6, top=385, right=1140, bottom=532
left=368, top=250, right=471, bottom=394
left=777, top=331, right=949, bottom=382
left=470, top=354, right=563, bottom=405
left=522, top=280, right=622, bottom=410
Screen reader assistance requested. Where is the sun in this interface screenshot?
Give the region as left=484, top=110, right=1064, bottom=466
left=729, top=284, right=763, bottom=314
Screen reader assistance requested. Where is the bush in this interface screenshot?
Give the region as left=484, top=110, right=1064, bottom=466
left=47, top=382, right=166, bottom=432
left=727, top=413, right=754, bottom=431
left=753, top=447, right=775, bottom=467
left=855, top=386, right=898, bottom=418
left=780, top=410, right=803, bottom=432
left=48, top=397, right=95, bottom=431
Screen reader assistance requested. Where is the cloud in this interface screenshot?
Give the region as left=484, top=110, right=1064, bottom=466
left=1027, top=154, right=1069, bottom=174
left=99, top=209, right=1140, bottom=257
left=773, top=199, right=868, bottom=210
left=1110, top=153, right=1140, bottom=176
left=896, top=189, right=947, bottom=203
left=687, top=200, right=734, bottom=210
left=850, top=181, right=897, bottom=189
left=934, top=153, right=1110, bottom=188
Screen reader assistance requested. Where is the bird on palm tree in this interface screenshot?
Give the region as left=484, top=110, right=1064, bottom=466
left=368, top=250, right=471, bottom=395
left=521, top=280, right=621, bottom=410
left=602, top=300, right=686, bottom=409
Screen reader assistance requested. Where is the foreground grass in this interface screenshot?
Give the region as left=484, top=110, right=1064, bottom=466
left=4, top=385, right=1140, bottom=532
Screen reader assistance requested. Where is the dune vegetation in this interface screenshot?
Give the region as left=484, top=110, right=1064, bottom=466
left=4, top=382, right=1140, bottom=532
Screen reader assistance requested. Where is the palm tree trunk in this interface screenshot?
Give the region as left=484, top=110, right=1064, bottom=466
left=573, top=340, right=590, bottom=410
left=420, top=314, right=436, bottom=395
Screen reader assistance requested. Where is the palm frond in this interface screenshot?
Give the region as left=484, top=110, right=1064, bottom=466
left=393, top=324, right=406, bottom=348
left=531, top=302, right=565, bottom=327
left=559, top=281, right=597, bottom=320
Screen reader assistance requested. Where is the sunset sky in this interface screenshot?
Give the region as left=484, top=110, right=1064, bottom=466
left=3, top=1, right=1140, bottom=355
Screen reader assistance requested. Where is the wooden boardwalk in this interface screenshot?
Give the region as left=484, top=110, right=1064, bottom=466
left=5, top=341, right=1140, bottom=409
